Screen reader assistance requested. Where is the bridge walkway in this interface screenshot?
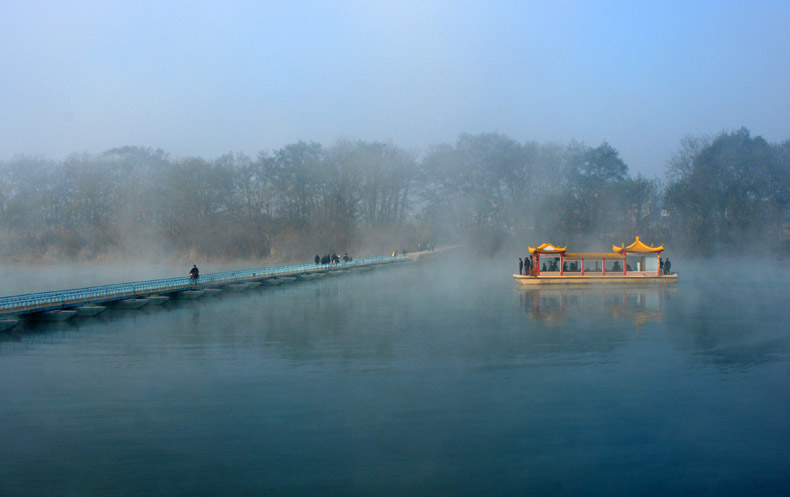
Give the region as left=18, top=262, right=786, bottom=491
left=0, top=256, right=406, bottom=318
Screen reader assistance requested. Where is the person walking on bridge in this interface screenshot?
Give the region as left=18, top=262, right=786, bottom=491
left=189, top=265, right=199, bottom=284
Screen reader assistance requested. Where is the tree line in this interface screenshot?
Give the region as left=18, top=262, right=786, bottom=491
left=0, top=127, right=787, bottom=262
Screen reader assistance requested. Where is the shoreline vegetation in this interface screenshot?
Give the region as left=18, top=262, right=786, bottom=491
left=1, top=128, right=787, bottom=263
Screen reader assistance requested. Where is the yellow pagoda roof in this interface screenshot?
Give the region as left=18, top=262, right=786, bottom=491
left=565, top=252, right=624, bottom=259
left=613, top=236, right=664, bottom=254
left=529, top=243, right=566, bottom=254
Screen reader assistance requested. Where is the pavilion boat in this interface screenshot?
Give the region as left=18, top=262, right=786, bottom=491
left=514, top=236, right=677, bottom=285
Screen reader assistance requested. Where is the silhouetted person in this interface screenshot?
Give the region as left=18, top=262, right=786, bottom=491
left=542, top=263, right=547, bottom=272
left=518, top=257, right=523, bottom=275
left=189, top=265, right=199, bottom=284
left=664, top=258, right=672, bottom=275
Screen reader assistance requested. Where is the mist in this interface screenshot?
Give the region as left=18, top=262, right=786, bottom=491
left=0, top=127, right=787, bottom=276
left=2, top=2, right=789, bottom=267
left=2, top=4, right=790, bottom=495
left=2, top=2, right=789, bottom=177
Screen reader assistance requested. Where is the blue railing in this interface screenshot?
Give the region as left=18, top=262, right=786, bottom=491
left=0, top=256, right=405, bottom=317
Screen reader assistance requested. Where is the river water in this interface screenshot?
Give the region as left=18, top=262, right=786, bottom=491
left=1, top=257, right=788, bottom=496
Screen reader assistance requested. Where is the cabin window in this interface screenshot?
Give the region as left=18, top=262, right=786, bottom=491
left=583, top=260, right=601, bottom=272
left=605, top=259, right=624, bottom=273
left=625, top=255, right=659, bottom=272
left=540, top=257, right=562, bottom=272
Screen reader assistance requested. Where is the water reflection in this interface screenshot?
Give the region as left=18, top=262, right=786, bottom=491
left=1, top=259, right=788, bottom=496
left=664, top=278, right=789, bottom=370
left=519, top=285, right=674, bottom=330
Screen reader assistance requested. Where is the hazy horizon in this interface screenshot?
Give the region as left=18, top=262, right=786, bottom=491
left=2, top=1, right=788, bottom=177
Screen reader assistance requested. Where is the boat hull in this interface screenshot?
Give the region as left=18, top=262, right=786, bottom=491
left=147, top=295, right=171, bottom=304
left=175, top=290, right=204, bottom=299
left=118, top=298, right=149, bottom=308
left=513, top=274, right=678, bottom=285
left=0, top=318, right=20, bottom=331
left=75, top=305, right=106, bottom=316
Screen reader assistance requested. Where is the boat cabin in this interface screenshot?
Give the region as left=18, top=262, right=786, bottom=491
left=522, top=237, right=671, bottom=282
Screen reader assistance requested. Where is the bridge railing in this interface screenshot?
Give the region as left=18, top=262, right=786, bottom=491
left=0, top=256, right=404, bottom=316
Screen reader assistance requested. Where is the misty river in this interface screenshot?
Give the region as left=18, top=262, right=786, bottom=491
left=0, top=256, right=788, bottom=496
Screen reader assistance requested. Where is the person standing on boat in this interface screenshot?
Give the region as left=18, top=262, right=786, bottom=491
left=664, top=258, right=672, bottom=275
left=518, top=257, right=523, bottom=275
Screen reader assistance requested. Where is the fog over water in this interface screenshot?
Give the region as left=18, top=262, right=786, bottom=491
left=1, top=256, right=788, bottom=496
left=1, top=3, right=789, bottom=492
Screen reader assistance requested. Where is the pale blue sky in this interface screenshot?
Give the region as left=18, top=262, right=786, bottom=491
left=1, top=0, right=788, bottom=175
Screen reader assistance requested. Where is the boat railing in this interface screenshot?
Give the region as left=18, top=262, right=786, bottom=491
left=535, top=270, right=664, bottom=277
left=623, top=271, right=654, bottom=276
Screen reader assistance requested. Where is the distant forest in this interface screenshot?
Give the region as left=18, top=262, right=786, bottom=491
left=0, top=127, right=788, bottom=262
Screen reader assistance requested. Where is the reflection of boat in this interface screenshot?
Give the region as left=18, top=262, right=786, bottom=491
left=519, top=285, right=673, bottom=329
left=514, top=237, right=678, bottom=285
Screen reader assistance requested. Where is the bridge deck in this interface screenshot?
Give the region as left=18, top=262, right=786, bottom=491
left=0, top=256, right=405, bottom=317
